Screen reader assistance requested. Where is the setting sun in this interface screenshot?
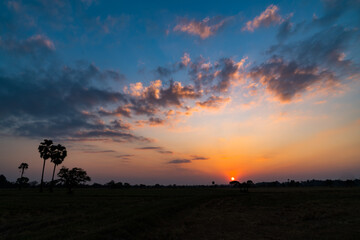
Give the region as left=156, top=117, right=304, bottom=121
left=231, top=177, right=235, bottom=181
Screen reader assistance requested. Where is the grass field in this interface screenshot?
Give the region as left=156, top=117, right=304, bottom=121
left=1, top=187, right=360, bottom=240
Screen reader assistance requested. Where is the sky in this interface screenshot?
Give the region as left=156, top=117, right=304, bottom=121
left=1, top=0, right=360, bottom=185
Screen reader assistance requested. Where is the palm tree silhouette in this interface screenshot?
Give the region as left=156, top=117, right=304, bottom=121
left=18, top=162, right=29, bottom=189
left=38, top=139, right=53, bottom=192
left=49, top=144, right=67, bottom=192
left=18, top=162, right=28, bottom=179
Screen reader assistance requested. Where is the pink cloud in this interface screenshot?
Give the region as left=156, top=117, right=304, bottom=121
left=181, top=53, right=191, bottom=66
left=243, top=5, right=284, bottom=32
left=174, top=17, right=227, bottom=39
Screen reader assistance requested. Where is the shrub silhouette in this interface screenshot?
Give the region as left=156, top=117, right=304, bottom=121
left=57, top=167, right=91, bottom=193
left=16, top=177, right=29, bottom=187
left=230, top=180, right=250, bottom=192
left=38, top=139, right=53, bottom=192
left=49, top=144, right=67, bottom=192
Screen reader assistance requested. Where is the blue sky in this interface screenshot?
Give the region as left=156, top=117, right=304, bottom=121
left=1, top=0, right=360, bottom=184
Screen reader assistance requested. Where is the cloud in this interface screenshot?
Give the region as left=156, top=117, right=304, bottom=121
left=0, top=35, right=55, bottom=58
left=158, top=150, right=173, bottom=154
left=243, top=5, right=284, bottom=32
left=174, top=16, right=228, bottom=39
left=0, top=62, right=150, bottom=143
left=115, top=154, right=134, bottom=160
left=313, top=0, right=360, bottom=26
left=181, top=53, right=191, bottom=67
left=196, top=96, right=231, bottom=109
left=98, top=106, right=131, bottom=118
left=136, top=146, right=162, bottom=150
left=168, top=159, right=191, bottom=164
left=74, top=129, right=149, bottom=142
left=272, top=26, right=359, bottom=74
left=95, top=14, right=130, bottom=34
left=153, top=53, right=191, bottom=78
left=189, top=57, right=247, bottom=93
left=127, top=80, right=202, bottom=115
left=136, top=117, right=165, bottom=127
left=248, top=57, right=337, bottom=102
left=83, top=150, right=116, bottom=153
left=110, top=119, right=131, bottom=130
left=191, top=155, right=209, bottom=160
left=248, top=15, right=360, bottom=103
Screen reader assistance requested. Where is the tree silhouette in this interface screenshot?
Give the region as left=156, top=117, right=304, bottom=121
left=57, top=167, right=91, bottom=193
left=38, top=139, right=53, bottom=192
left=18, top=163, right=28, bottom=178
left=16, top=177, right=29, bottom=188
left=49, top=144, right=67, bottom=192
left=17, top=163, right=29, bottom=189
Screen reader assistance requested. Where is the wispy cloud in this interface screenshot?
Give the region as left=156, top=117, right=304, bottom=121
left=0, top=34, right=55, bottom=57
left=83, top=150, right=116, bottom=153
left=196, top=96, right=231, bottom=109
left=174, top=16, right=228, bottom=39
left=191, top=155, right=209, bottom=160
left=158, top=150, right=173, bottom=154
left=168, top=159, right=191, bottom=164
left=136, top=146, right=163, bottom=150
left=243, top=5, right=284, bottom=32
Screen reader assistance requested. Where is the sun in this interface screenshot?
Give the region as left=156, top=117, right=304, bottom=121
left=231, top=177, right=235, bottom=181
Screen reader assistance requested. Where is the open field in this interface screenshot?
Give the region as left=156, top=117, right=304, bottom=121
left=1, top=187, right=360, bottom=240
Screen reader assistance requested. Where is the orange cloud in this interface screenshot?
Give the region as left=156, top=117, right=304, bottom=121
left=174, top=17, right=227, bottom=39
left=243, top=5, right=283, bottom=32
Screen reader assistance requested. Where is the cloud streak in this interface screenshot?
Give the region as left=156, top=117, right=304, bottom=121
left=168, top=159, right=191, bottom=164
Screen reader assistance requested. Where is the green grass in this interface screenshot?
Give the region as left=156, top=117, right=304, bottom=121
left=1, top=187, right=360, bottom=239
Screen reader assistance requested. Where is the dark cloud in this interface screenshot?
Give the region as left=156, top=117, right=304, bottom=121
left=276, top=18, right=306, bottom=42
left=136, top=117, right=165, bottom=127
left=110, top=120, right=131, bottom=130
left=249, top=57, right=336, bottom=102
left=148, top=117, right=165, bottom=126
left=155, top=66, right=174, bottom=78
left=191, top=155, right=209, bottom=160
left=0, top=62, right=148, bottom=143
left=0, top=35, right=55, bottom=55
left=83, top=150, right=116, bottom=153
left=158, top=150, right=173, bottom=154
left=188, top=57, right=245, bottom=94
left=136, top=146, right=162, bottom=150
left=127, top=80, right=202, bottom=118
left=168, top=159, right=191, bottom=164
left=74, top=129, right=148, bottom=142
left=196, top=95, right=230, bottom=109
left=313, top=0, right=360, bottom=26
left=115, top=154, right=134, bottom=160
left=249, top=13, right=360, bottom=102
left=213, top=58, right=240, bottom=93
left=98, top=106, right=132, bottom=118
left=274, top=26, right=359, bottom=74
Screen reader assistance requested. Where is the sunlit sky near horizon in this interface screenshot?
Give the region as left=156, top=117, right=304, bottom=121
left=1, top=0, right=360, bottom=185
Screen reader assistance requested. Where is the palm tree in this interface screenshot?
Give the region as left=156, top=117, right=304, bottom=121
left=49, top=144, right=67, bottom=192
left=18, top=162, right=28, bottom=178
left=38, top=139, right=53, bottom=192
left=18, top=162, right=28, bottom=189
